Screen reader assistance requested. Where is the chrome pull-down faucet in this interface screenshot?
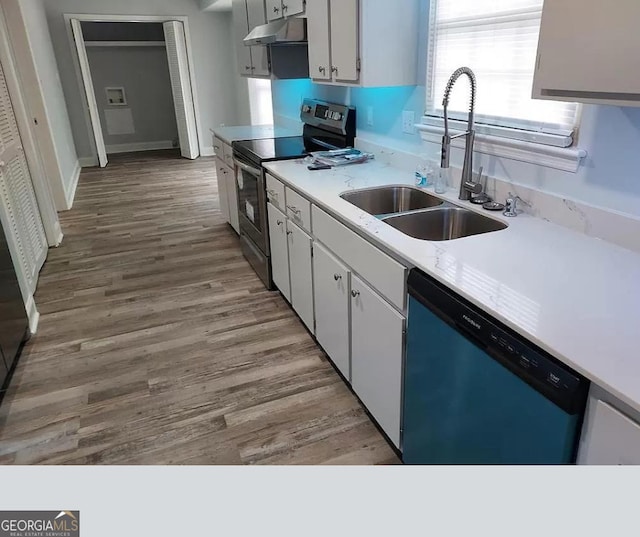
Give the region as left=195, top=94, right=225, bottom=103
left=440, top=67, right=478, bottom=201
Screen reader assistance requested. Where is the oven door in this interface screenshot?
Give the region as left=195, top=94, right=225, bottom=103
left=234, top=155, right=269, bottom=254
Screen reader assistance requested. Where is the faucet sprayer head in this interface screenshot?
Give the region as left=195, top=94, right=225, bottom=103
left=442, top=66, right=477, bottom=111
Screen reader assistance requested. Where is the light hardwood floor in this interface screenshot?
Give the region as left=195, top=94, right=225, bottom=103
left=0, top=150, right=399, bottom=465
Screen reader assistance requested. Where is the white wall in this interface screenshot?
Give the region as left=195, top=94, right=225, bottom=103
left=42, top=0, right=243, bottom=162
left=2, top=0, right=79, bottom=210
left=86, top=46, right=179, bottom=151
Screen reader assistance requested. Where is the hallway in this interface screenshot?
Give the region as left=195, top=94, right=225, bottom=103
left=0, top=151, right=398, bottom=465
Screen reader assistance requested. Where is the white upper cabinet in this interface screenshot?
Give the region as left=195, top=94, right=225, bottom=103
left=329, top=0, right=359, bottom=83
left=284, top=0, right=305, bottom=17
left=267, top=0, right=305, bottom=21
left=232, top=0, right=253, bottom=76
left=306, top=0, right=331, bottom=81
left=246, top=0, right=270, bottom=76
left=233, top=0, right=272, bottom=78
left=307, top=0, right=419, bottom=87
left=533, top=0, right=640, bottom=106
left=266, top=0, right=283, bottom=21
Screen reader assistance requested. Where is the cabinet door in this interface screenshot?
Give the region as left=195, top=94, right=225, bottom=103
left=246, top=0, right=271, bottom=77
left=329, top=0, right=359, bottom=83
left=307, top=0, right=332, bottom=81
left=579, top=399, right=640, bottom=465
left=215, top=157, right=230, bottom=224
left=232, top=0, right=253, bottom=76
left=266, top=0, right=283, bottom=21
left=225, top=162, right=240, bottom=234
left=250, top=46, right=271, bottom=77
left=535, top=0, right=640, bottom=96
left=246, top=0, right=267, bottom=29
left=267, top=203, right=291, bottom=301
left=287, top=220, right=314, bottom=333
left=283, top=0, right=305, bottom=17
left=351, top=274, right=404, bottom=448
left=313, top=243, right=350, bottom=380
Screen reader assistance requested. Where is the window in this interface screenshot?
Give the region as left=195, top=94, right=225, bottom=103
left=425, top=0, right=579, bottom=147
left=248, top=78, right=274, bottom=126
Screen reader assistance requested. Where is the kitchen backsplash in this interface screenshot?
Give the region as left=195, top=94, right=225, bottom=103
left=356, top=138, right=640, bottom=255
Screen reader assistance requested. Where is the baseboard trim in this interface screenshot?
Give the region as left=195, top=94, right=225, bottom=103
left=63, top=160, right=81, bottom=210
left=78, top=156, right=97, bottom=168
left=201, top=145, right=215, bottom=157
left=24, top=294, right=39, bottom=335
left=106, top=140, right=175, bottom=154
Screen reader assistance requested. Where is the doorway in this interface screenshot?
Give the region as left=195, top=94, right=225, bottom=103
left=66, top=15, right=202, bottom=167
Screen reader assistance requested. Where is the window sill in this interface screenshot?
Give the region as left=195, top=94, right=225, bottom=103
left=416, top=123, right=587, bottom=173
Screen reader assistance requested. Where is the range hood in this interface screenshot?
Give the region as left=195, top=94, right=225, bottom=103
left=244, top=18, right=307, bottom=46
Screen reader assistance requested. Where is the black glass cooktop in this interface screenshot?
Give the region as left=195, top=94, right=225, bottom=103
left=233, top=136, right=308, bottom=164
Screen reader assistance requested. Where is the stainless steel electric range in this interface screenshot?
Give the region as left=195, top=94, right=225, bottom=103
left=232, top=98, right=356, bottom=289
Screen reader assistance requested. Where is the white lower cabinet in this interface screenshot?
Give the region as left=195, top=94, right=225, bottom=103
left=351, top=274, right=405, bottom=448
left=287, top=220, right=314, bottom=333
left=267, top=201, right=314, bottom=333
left=313, top=242, right=350, bottom=380
left=215, top=157, right=239, bottom=234
left=267, top=202, right=290, bottom=301
left=214, top=157, right=230, bottom=223
left=578, top=397, right=640, bottom=465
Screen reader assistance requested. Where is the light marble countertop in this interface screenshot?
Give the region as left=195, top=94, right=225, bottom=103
left=264, top=158, right=640, bottom=414
left=210, top=124, right=302, bottom=145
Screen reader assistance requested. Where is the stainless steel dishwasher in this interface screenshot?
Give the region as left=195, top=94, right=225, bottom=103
left=402, top=268, right=590, bottom=464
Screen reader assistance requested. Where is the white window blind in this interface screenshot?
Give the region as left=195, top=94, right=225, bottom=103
left=426, top=0, right=579, bottom=144
left=248, top=79, right=274, bottom=126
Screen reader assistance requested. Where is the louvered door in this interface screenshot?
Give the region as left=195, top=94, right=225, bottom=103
left=0, top=61, right=47, bottom=294
left=163, top=21, right=200, bottom=160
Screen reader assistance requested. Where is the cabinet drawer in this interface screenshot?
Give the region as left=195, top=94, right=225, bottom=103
left=580, top=399, right=640, bottom=465
left=312, top=205, right=406, bottom=310
left=222, top=143, right=234, bottom=169
left=285, top=187, right=312, bottom=233
left=213, top=136, right=224, bottom=159
left=266, top=173, right=286, bottom=211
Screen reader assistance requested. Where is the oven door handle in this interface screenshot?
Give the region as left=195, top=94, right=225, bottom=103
left=233, top=158, right=262, bottom=177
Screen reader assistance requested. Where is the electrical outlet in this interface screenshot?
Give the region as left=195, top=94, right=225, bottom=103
left=367, top=106, right=374, bottom=127
left=402, top=110, right=416, bottom=134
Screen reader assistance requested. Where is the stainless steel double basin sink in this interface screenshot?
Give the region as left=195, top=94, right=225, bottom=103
left=340, top=185, right=507, bottom=241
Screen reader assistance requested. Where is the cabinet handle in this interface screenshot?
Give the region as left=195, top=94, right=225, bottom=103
left=351, top=290, right=360, bottom=298
left=276, top=220, right=283, bottom=226
left=267, top=188, right=278, bottom=198
left=331, top=66, right=338, bottom=74
left=334, top=274, right=342, bottom=281
left=273, top=5, right=280, bottom=12
left=318, top=66, right=326, bottom=74
left=282, top=3, right=288, bottom=12
left=286, top=204, right=301, bottom=215
left=286, top=230, right=293, bottom=236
